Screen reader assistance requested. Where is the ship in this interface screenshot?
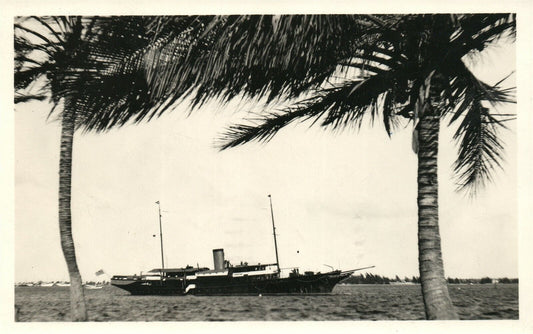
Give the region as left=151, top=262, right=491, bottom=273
left=111, top=195, right=373, bottom=295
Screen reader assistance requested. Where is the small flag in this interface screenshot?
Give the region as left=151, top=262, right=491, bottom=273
left=155, top=201, right=160, bottom=204
left=95, top=269, right=105, bottom=276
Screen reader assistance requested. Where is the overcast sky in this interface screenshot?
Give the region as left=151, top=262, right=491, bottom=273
left=13, top=31, right=517, bottom=283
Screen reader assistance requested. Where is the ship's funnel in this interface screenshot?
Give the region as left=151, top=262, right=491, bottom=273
left=213, top=248, right=225, bottom=271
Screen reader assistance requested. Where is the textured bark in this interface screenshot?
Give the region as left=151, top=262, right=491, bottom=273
left=417, top=103, right=458, bottom=320
left=59, top=106, right=88, bottom=321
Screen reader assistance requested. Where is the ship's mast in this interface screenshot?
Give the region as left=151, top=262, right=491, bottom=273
left=268, top=195, right=281, bottom=275
left=156, top=201, right=165, bottom=270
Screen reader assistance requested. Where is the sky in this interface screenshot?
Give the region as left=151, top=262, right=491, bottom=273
left=12, top=37, right=518, bottom=283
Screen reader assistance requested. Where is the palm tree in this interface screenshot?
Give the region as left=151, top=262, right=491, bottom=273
left=14, top=15, right=199, bottom=320
left=149, top=14, right=515, bottom=319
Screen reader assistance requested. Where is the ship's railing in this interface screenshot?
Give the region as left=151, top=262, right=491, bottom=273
left=279, top=266, right=346, bottom=278
left=111, top=275, right=139, bottom=280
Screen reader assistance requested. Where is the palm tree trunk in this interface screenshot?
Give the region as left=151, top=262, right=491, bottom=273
left=59, top=106, right=88, bottom=321
left=417, top=104, right=458, bottom=320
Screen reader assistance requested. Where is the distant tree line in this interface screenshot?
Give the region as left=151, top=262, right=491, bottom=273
left=473, top=277, right=518, bottom=284
left=342, top=273, right=417, bottom=284
left=342, top=273, right=518, bottom=285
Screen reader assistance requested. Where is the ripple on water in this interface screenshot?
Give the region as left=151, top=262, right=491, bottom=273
left=14, top=284, right=518, bottom=321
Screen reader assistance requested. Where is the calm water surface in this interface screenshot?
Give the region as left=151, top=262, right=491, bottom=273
left=14, top=284, right=518, bottom=321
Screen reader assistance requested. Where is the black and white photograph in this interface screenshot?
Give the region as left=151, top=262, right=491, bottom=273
left=2, top=1, right=532, bottom=332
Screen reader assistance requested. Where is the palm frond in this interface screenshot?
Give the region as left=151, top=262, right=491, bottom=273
left=144, top=15, right=373, bottom=109
left=443, top=14, right=515, bottom=64
left=14, top=93, right=48, bottom=103
left=217, top=69, right=403, bottom=150
left=15, top=63, right=53, bottom=90
left=382, top=90, right=400, bottom=137
left=434, top=57, right=514, bottom=194
left=14, top=16, right=192, bottom=133
left=14, top=23, right=62, bottom=50
left=444, top=60, right=515, bottom=125
left=321, top=69, right=407, bottom=129
left=30, top=16, right=65, bottom=44
left=452, top=102, right=507, bottom=195
left=216, top=106, right=324, bottom=151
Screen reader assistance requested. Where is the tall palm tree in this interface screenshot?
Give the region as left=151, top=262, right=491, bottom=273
left=14, top=15, right=198, bottom=321
left=148, top=14, right=515, bottom=319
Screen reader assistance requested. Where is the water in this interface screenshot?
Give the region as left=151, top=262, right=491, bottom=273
left=14, top=284, right=518, bottom=321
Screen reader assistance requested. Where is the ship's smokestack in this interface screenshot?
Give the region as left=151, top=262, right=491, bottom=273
left=213, top=248, right=225, bottom=271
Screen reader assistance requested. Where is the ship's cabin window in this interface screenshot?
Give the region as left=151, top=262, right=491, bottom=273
left=165, top=271, right=187, bottom=278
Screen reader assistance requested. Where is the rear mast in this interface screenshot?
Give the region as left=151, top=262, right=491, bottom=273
left=156, top=201, right=165, bottom=272
left=268, top=195, right=281, bottom=275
